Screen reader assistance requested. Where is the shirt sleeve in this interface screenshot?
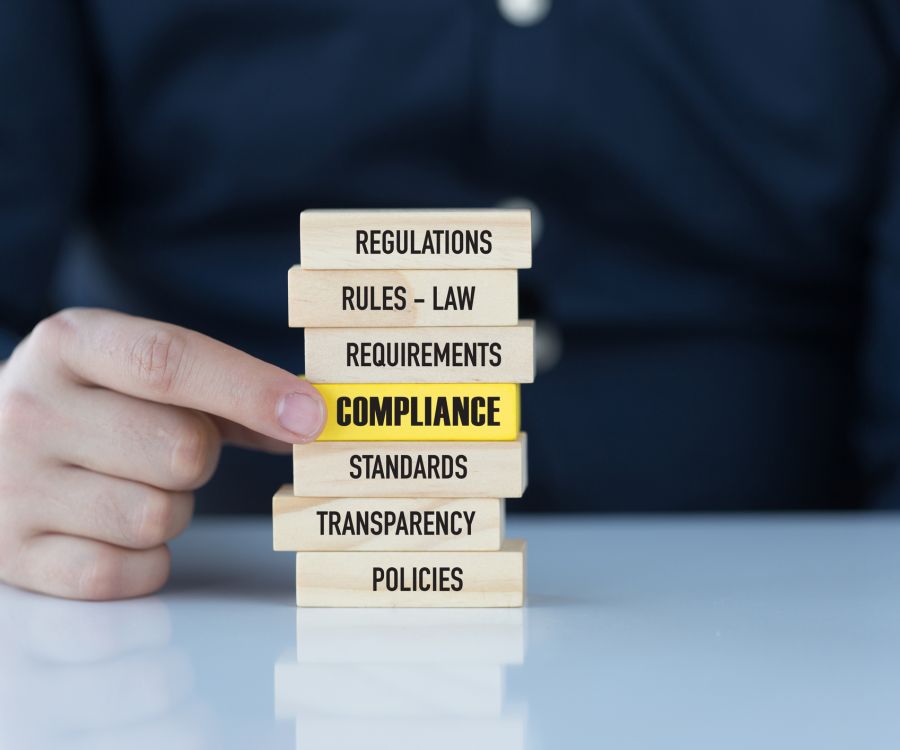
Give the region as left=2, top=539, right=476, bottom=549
left=857, top=0, right=900, bottom=508
left=0, top=0, right=93, bottom=356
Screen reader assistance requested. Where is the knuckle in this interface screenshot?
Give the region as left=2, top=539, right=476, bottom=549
left=169, top=419, right=219, bottom=488
left=78, top=546, right=125, bottom=601
left=0, top=387, right=43, bottom=442
left=29, top=310, right=75, bottom=352
left=132, top=489, right=175, bottom=548
left=129, top=327, right=187, bottom=397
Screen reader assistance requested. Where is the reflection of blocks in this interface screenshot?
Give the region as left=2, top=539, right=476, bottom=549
left=296, top=540, right=526, bottom=608
left=294, top=716, right=526, bottom=750
left=275, top=657, right=505, bottom=718
left=273, top=587, right=527, bottom=749
left=273, top=489, right=505, bottom=552
left=275, top=208, right=534, bottom=609
left=295, top=609, right=525, bottom=664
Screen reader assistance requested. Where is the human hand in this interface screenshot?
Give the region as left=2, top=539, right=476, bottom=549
left=0, top=309, right=324, bottom=599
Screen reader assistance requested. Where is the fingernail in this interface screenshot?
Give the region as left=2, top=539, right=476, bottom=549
left=277, top=392, right=325, bottom=439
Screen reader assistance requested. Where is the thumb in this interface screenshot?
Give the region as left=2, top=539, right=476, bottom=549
left=211, top=416, right=294, bottom=454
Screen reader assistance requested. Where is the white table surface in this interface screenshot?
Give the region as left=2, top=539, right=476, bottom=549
left=1, top=514, right=898, bottom=749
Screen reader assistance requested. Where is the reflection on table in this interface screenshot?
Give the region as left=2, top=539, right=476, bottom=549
left=274, top=608, right=526, bottom=749
left=0, top=583, right=213, bottom=750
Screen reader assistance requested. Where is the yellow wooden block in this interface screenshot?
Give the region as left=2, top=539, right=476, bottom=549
left=299, top=209, right=532, bottom=269
left=273, top=487, right=505, bottom=552
left=293, top=434, right=528, bottom=498
left=295, top=539, right=526, bottom=607
left=304, top=322, right=535, bottom=384
left=311, top=383, right=520, bottom=441
left=288, top=266, right=518, bottom=327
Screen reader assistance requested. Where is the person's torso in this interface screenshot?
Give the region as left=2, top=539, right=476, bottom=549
left=64, top=0, right=896, bottom=511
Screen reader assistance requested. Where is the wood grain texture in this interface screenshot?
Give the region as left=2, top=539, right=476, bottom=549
left=273, top=487, right=505, bottom=551
left=293, top=433, right=528, bottom=498
left=295, top=539, right=526, bottom=607
left=299, top=209, right=532, bottom=269
left=288, top=266, right=518, bottom=327
left=304, top=322, right=535, bottom=383
left=311, top=382, right=520, bottom=441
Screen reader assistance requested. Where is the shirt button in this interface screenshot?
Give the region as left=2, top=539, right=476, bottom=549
left=534, top=319, right=563, bottom=373
left=497, top=0, right=552, bottom=27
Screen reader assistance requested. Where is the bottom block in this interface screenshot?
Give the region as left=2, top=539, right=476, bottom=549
left=295, top=540, right=526, bottom=608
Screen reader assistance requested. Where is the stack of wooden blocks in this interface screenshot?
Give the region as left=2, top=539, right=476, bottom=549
left=273, top=209, right=533, bottom=607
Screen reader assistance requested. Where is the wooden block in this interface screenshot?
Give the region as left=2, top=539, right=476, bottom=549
left=304, top=322, right=535, bottom=384
left=311, top=383, right=520, bottom=441
left=273, top=487, right=505, bottom=551
left=294, top=608, right=524, bottom=664
left=288, top=266, right=518, bottom=327
left=295, top=539, right=526, bottom=607
left=293, top=433, right=528, bottom=498
left=299, top=209, right=531, bottom=269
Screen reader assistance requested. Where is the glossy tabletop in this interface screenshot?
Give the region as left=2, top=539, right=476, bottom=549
left=1, top=514, right=898, bottom=749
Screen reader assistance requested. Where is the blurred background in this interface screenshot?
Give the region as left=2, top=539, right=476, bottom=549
left=2, top=0, right=899, bottom=514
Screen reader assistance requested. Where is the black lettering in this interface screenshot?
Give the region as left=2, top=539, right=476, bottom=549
left=487, top=396, right=500, bottom=426
left=349, top=454, right=362, bottom=479
left=336, top=397, right=351, bottom=426
left=458, top=285, right=475, bottom=310
left=452, top=396, right=469, bottom=426
left=368, top=510, right=381, bottom=535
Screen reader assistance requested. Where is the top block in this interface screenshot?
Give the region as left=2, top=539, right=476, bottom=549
left=299, top=209, right=532, bottom=269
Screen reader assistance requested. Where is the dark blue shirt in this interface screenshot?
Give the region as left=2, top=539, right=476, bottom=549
left=2, top=1, right=899, bottom=512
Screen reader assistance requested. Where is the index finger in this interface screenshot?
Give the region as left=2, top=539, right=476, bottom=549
left=48, top=308, right=325, bottom=443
